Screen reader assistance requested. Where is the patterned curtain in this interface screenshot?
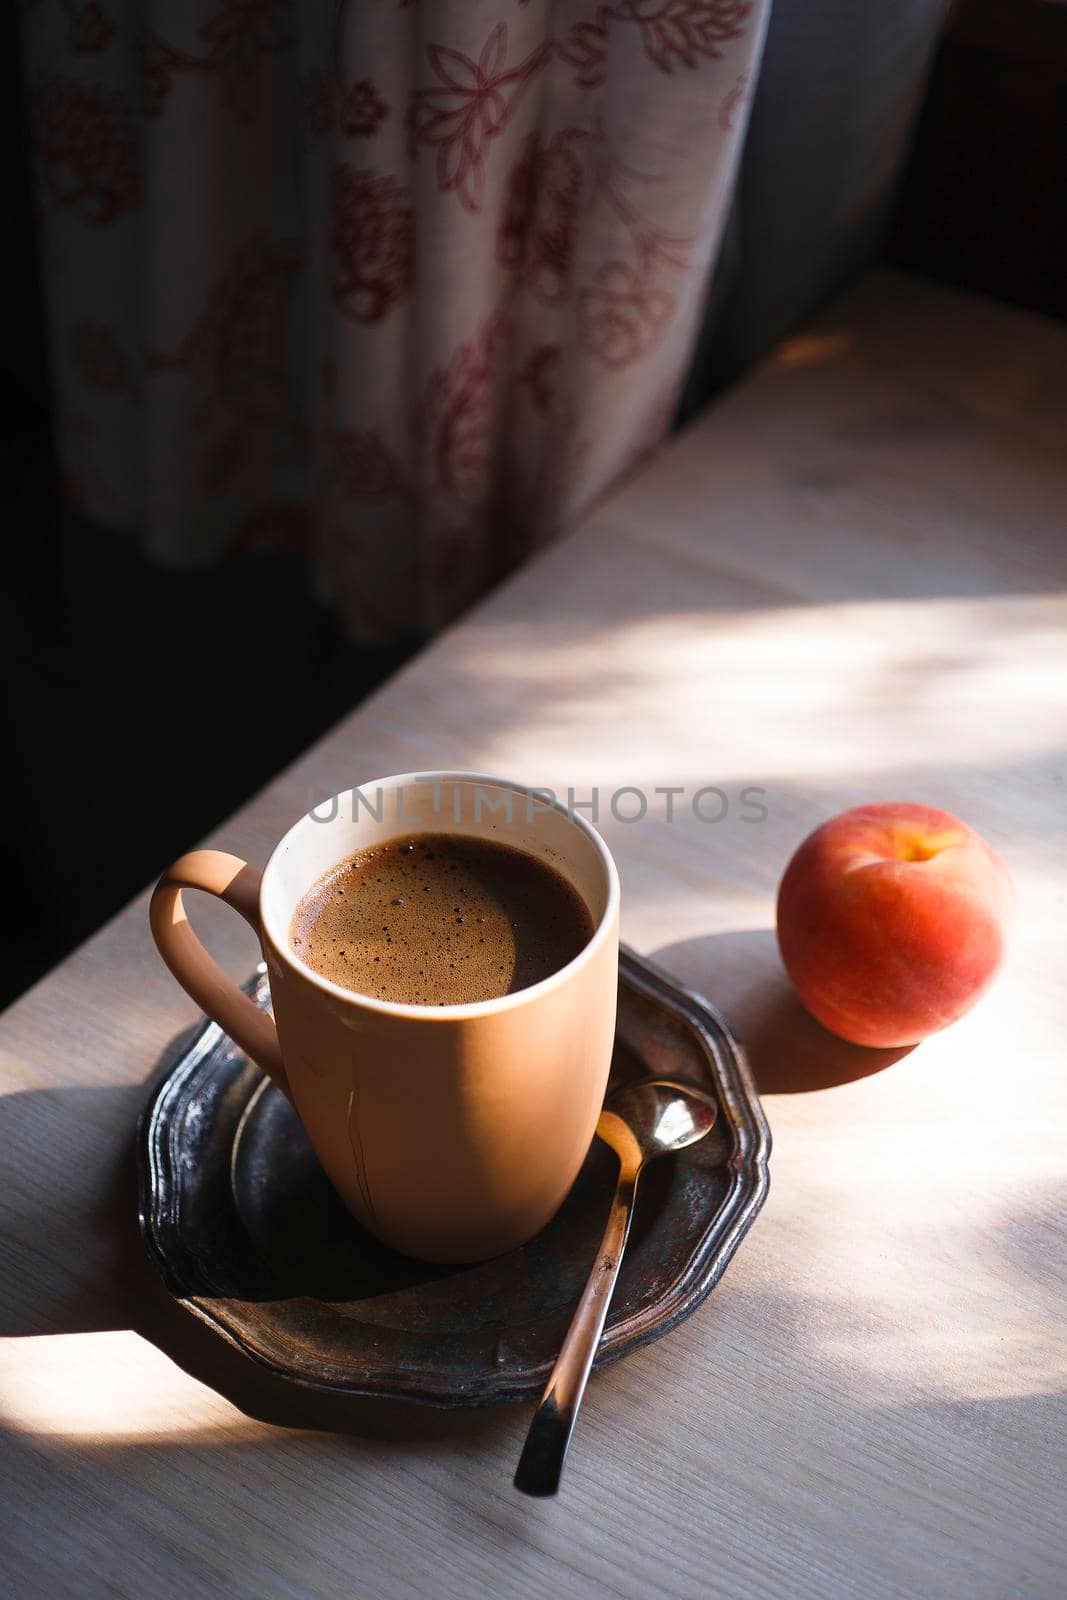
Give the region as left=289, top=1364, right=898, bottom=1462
left=22, top=1, right=771, bottom=639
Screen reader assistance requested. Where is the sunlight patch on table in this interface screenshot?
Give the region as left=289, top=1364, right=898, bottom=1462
left=444, top=593, right=1066, bottom=785
left=0, top=1331, right=259, bottom=1444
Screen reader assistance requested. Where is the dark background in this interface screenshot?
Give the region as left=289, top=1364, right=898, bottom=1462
left=4, top=0, right=1065, bottom=1010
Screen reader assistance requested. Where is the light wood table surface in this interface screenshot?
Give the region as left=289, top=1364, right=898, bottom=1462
left=3, top=271, right=1065, bottom=1600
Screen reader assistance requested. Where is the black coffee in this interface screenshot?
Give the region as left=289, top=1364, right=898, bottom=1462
left=289, top=833, right=594, bottom=1005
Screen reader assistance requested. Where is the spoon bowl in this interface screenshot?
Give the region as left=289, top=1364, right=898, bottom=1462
left=597, top=1078, right=719, bottom=1169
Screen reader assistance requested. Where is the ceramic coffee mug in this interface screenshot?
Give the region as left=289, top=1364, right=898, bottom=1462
left=150, top=772, right=620, bottom=1263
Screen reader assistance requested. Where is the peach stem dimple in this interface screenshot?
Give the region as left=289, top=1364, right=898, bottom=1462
left=892, top=828, right=962, bottom=863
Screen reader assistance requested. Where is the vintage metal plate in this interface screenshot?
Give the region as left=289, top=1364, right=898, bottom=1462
left=138, top=946, right=770, bottom=1407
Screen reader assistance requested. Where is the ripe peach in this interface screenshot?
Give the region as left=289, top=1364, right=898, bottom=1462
left=776, top=803, right=1013, bottom=1048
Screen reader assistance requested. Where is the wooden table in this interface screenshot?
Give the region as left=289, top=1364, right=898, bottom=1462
left=3, top=272, right=1065, bottom=1600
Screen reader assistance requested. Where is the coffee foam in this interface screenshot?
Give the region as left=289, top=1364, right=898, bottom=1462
left=289, top=833, right=592, bottom=1006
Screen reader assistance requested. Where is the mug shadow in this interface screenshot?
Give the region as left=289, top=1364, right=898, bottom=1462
left=5, top=942, right=790, bottom=1450
left=651, top=928, right=914, bottom=1094
left=0, top=1061, right=508, bottom=1446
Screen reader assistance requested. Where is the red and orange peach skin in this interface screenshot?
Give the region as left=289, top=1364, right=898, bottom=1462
left=776, top=803, right=1014, bottom=1048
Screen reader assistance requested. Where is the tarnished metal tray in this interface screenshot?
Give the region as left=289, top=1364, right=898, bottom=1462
left=138, top=946, right=770, bottom=1406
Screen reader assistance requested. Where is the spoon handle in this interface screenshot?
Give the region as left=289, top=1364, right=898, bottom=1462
left=514, top=1159, right=640, bottom=1497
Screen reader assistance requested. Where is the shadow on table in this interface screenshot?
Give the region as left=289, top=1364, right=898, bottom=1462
left=651, top=928, right=914, bottom=1094
left=0, top=1069, right=507, bottom=1446
left=1, top=930, right=907, bottom=1443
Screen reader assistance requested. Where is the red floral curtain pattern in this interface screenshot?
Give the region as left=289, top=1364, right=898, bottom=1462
left=23, top=0, right=770, bottom=638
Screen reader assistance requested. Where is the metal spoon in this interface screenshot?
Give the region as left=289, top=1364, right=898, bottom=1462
left=513, top=1079, right=719, bottom=1497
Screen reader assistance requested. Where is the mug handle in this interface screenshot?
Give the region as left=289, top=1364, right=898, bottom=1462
left=149, top=849, right=290, bottom=1098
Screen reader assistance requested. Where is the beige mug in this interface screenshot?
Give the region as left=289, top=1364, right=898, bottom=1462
left=150, top=772, right=620, bottom=1263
